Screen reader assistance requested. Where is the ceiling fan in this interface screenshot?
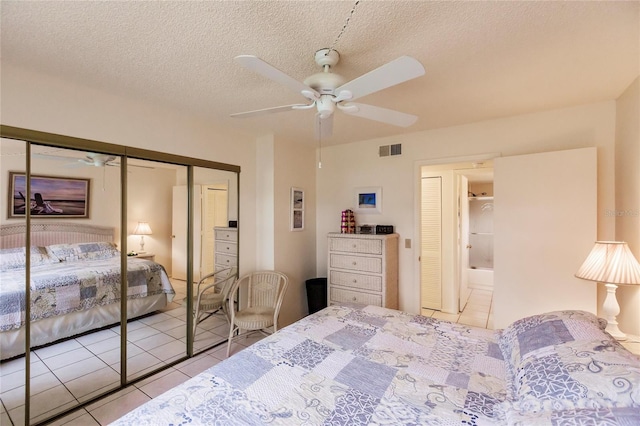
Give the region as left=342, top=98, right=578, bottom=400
left=79, top=153, right=118, bottom=167
left=231, top=49, right=426, bottom=139
left=33, top=151, right=154, bottom=169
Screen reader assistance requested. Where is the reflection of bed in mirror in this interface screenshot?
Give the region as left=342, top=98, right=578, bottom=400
left=0, top=223, right=175, bottom=360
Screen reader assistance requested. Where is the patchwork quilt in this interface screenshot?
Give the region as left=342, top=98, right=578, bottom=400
left=111, top=305, right=640, bottom=426
left=112, top=304, right=507, bottom=425
left=0, top=256, right=174, bottom=331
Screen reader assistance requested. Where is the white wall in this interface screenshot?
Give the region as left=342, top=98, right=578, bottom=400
left=126, top=167, right=179, bottom=273
left=316, top=101, right=617, bottom=322
left=255, top=134, right=275, bottom=270
left=493, top=148, right=597, bottom=328
left=1, top=63, right=259, bottom=274
left=615, top=76, right=640, bottom=335
left=274, top=137, right=317, bottom=327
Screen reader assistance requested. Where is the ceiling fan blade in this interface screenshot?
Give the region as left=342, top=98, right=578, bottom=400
left=231, top=104, right=310, bottom=118
left=336, top=56, right=425, bottom=101
left=314, top=113, right=333, bottom=141
left=235, top=55, right=319, bottom=98
left=341, top=102, right=419, bottom=127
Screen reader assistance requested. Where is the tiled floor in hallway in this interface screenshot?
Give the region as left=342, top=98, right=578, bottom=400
left=421, top=288, right=494, bottom=329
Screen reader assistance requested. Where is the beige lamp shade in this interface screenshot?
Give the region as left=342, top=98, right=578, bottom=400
left=575, top=241, right=640, bottom=285
left=133, top=222, right=153, bottom=235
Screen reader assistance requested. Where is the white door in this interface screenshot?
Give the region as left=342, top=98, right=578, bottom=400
left=420, top=176, right=443, bottom=311
left=493, top=147, right=597, bottom=328
left=201, top=184, right=228, bottom=276
left=172, top=185, right=202, bottom=281
left=457, top=174, right=471, bottom=311
left=172, top=185, right=187, bottom=280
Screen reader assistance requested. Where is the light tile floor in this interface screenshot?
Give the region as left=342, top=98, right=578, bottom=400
left=423, top=288, right=494, bottom=329
left=0, top=279, right=237, bottom=426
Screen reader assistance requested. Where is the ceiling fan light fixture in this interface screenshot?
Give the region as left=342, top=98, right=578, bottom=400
left=316, top=96, right=336, bottom=119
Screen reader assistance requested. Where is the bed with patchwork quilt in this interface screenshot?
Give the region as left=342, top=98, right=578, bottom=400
left=111, top=304, right=640, bottom=425
left=0, top=241, right=174, bottom=360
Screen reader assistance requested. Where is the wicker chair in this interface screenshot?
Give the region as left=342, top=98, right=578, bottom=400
left=226, top=270, right=289, bottom=357
left=193, top=266, right=237, bottom=335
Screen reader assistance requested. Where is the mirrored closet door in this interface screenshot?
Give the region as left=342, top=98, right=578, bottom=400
left=0, top=127, right=240, bottom=425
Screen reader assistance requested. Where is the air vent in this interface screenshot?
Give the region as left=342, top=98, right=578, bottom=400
left=379, top=143, right=402, bottom=157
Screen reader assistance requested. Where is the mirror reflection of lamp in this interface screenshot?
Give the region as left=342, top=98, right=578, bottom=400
left=575, top=241, right=640, bottom=341
left=133, top=222, right=152, bottom=253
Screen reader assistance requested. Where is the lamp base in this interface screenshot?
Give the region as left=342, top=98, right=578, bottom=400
left=603, top=283, right=627, bottom=341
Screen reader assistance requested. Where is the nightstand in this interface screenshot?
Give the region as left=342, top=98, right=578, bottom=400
left=133, top=253, right=155, bottom=261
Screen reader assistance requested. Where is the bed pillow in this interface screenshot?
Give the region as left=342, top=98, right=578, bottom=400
left=498, top=310, right=606, bottom=375
left=498, top=310, right=640, bottom=414
left=46, top=241, right=119, bottom=262
left=0, top=246, right=60, bottom=271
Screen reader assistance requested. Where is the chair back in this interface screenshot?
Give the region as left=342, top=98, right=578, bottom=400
left=217, top=266, right=238, bottom=298
left=228, top=271, right=289, bottom=324
left=195, top=266, right=237, bottom=295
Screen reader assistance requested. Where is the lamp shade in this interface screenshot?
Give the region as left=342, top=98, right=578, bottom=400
left=133, top=222, right=153, bottom=236
left=575, top=241, right=640, bottom=285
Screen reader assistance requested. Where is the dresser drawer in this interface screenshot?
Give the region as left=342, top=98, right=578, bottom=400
left=215, top=241, right=237, bottom=255
left=215, top=229, right=237, bottom=242
left=330, top=287, right=382, bottom=306
left=329, top=254, right=382, bottom=274
left=215, top=253, right=237, bottom=267
left=329, top=237, right=382, bottom=255
left=329, top=270, right=382, bottom=292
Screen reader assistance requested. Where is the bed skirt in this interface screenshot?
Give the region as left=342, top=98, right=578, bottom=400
left=1, top=293, right=172, bottom=360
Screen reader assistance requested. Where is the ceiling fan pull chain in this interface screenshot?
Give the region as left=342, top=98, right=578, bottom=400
left=318, top=115, right=323, bottom=169
left=326, top=0, right=360, bottom=56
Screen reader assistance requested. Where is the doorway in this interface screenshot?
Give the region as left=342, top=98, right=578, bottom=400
left=172, top=182, right=229, bottom=281
left=419, top=160, right=494, bottom=316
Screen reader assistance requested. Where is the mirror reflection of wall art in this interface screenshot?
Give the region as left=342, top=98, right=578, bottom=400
left=355, top=187, right=382, bottom=214
left=290, top=187, right=304, bottom=231
left=8, top=172, right=90, bottom=218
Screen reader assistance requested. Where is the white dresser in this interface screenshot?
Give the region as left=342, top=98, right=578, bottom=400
left=327, top=233, right=399, bottom=309
left=214, top=227, right=238, bottom=274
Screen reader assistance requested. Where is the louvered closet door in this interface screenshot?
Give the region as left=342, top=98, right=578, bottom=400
left=421, top=176, right=442, bottom=311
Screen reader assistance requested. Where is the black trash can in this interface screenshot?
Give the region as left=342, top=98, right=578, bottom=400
left=306, top=278, right=327, bottom=315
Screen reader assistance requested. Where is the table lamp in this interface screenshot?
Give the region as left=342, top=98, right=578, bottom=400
left=575, top=241, right=640, bottom=340
left=133, top=221, right=152, bottom=253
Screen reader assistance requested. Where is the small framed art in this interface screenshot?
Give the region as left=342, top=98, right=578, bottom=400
left=290, top=187, right=304, bottom=231
left=354, top=186, right=382, bottom=214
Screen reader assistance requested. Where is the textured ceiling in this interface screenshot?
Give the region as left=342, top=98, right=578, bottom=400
left=1, top=1, right=639, bottom=146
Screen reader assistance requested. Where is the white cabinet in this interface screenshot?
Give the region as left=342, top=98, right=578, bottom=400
left=214, top=227, right=237, bottom=274
left=327, top=233, right=399, bottom=309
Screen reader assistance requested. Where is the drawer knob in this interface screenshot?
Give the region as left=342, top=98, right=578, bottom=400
left=352, top=262, right=357, bottom=266
left=352, top=297, right=357, bottom=301
left=352, top=244, right=357, bottom=248
left=353, top=279, right=357, bottom=283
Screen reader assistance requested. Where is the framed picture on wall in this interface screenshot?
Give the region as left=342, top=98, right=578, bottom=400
left=290, top=187, right=304, bottom=231
left=8, top=172, right=91, bottom=218
left=354, top=186, right=382, bottom=214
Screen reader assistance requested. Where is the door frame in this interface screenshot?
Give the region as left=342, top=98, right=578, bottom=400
left=414, top=153, right=499, bottom=314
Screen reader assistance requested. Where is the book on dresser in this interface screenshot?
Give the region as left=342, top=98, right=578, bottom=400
left=214, top=227, right=238, bottom=279
left=327, top=232, right=399, bottom=309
